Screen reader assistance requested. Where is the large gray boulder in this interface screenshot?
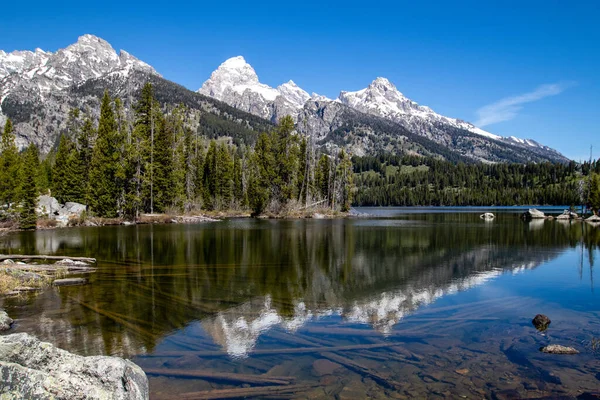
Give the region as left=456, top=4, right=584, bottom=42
left=556, top=210, right=578, bottom=220
left=523, top=208, right=545, bottom=219
left=0, top=311, right=13, bottom=331
left=36, top=195, right=61, bottom=216
left=0, top=333, right=148, bottom=399
left=62, top=202, right=86, bottom=216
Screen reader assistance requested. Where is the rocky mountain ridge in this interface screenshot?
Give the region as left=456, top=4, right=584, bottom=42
left=0, top=36, right=568, bottom=163
left=199, top=56, right=566, bottom=162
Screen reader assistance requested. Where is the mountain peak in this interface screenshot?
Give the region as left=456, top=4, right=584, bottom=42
left=210, top=56, right=259, bottom=84
left=221, top=55, right=248, bottom=68
left=367, top=77, right=404, bottom=96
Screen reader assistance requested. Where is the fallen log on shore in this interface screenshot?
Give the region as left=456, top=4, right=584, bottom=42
left=0, top=255, right=96, bottom=263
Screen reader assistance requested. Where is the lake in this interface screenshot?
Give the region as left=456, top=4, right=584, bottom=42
left=1, top=207, right=599, bottom=399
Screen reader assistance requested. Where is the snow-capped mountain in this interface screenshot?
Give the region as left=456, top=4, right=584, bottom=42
left=1, top=34, right=157, bottom=100
left=0, top=36, right=568, bottom=163
left=199, top=56, right=566, bottom=162
left=338, top=77, right=501, bottom=140
left=199, top=56, right=312, bottom=122
left=0, top=34, right=160, bottom=150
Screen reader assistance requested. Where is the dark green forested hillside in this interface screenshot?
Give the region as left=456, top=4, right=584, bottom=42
left=0, top=83, right=354, bottom=228
left=2, top=81, right=600, bottom=230
left=353, top=153, right=600, bottom=208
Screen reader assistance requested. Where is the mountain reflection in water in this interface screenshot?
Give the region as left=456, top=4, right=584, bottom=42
left=1, top=209, right=598, bottom=398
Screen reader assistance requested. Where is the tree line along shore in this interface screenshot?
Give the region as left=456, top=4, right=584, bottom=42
left=0, top=83, right=354, bottom=230
left=1, top=82, right=600, bottom=231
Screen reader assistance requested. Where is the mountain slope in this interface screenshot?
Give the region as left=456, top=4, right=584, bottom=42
left=199, top=56, right=568, bottom=163
left=0, top=36, right=568, bottom=163
left=0, top=37, right=273, bottom=152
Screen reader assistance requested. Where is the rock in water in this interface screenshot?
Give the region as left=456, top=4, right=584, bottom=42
left=532, top=314, right=551, bottom=331
left=0, top=311, right=13, bottom=331
left=523, top=208, right=546, bottom=220
left=540, top=344, right=579, bottom=355
left=53, top=278, right=88, bottom=286
left=480, top=212, right=495, bottom=220
left=0, top=333, right=149, bottom=399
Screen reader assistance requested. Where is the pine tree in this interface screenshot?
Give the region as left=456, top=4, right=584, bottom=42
left=88, top=91, right=123, bottom=218
left=247, top=133, right=274, bottom=215
left=152, top=112, right=174, bottom=213
left=336, top=149, right=354, bottom=212
left=589, top=173, right=600, bottom=214
left=52, top=134, right=74, bottom=203
left=0, top=119, right=22, bottom=208
left=315, top=154, right=331, bottom=202
left=233, top=150, right=244, bottom=206
left=216, top=142, right=234, bottom=209
left=273, top=116, right=299, bottom=202
left=19, top=144, right=39, bottom=230
left=202, top=140, right=218, bottom=209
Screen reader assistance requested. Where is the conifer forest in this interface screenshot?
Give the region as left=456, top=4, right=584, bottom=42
left=1, top=83, right=600, bottom=230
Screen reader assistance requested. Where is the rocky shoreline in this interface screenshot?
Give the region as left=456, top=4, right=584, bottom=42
left=0, top=333, right=149, bottom=399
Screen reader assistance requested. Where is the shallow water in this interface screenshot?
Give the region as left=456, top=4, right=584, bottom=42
left=1, top=207, right=599, bottom=399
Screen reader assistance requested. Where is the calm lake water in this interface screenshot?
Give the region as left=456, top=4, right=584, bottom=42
left=1, top=207, right=599, bottom=399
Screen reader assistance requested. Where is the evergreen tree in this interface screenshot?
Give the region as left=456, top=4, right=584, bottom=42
left=193, top=142, right=205, bottom=207
left=589, top=173, right=600, bottom=214
left=247, top=133, right=274, bottom=215
left=152, top=112, right=174, bottom=213
left=273, top=116, right=299, bottom=202
left=19, top=144, right=39, bottom=230
left=336, top=149, right=354, bottom=212
left=52, top=134, right=74, bottom=203
left=233, top=151, right=244, bottom=206
left=88, top=91, right=123, bottom=217
left=215, top=142, right=234, bottom=208
left=315, top=154, right=331, bottom=202
left=0, top=119, right=22, bottom=208
left=202, top=140, right=218, bottom=209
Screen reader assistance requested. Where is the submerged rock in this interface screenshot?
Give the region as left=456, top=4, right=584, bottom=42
left=0, top=333, right=149, bottom=399
left=312, top=359, right=342, bottom=376
left=0, top=311, right=13, bottom=331
left=53, top=278, right=88, bottom=286
left=540, top=344, right=579, bottom=354
left=532, top=314, right=551, bottom=331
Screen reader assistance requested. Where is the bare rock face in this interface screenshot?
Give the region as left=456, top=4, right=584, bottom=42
left=0, top=333, right=149, bottom=399
left=0, top=311, right=13, bottom=331
left=532, top=314, right=551, bottom=331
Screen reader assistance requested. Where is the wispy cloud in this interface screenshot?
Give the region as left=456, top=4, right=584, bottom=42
left=475, top=82, right=575, bottom=127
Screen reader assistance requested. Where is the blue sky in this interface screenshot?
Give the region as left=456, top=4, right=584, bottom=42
left=1, top=0, right=598, bottom=161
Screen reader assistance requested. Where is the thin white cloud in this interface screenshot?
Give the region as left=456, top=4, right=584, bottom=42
left=475, top=82, right=574, bottom=127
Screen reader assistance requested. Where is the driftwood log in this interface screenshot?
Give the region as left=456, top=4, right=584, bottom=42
left=0, top=255, right=96, bottom=263
left=144, top=368, right=295, bottom=386
left=176, top=383, right=319, bottom=400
